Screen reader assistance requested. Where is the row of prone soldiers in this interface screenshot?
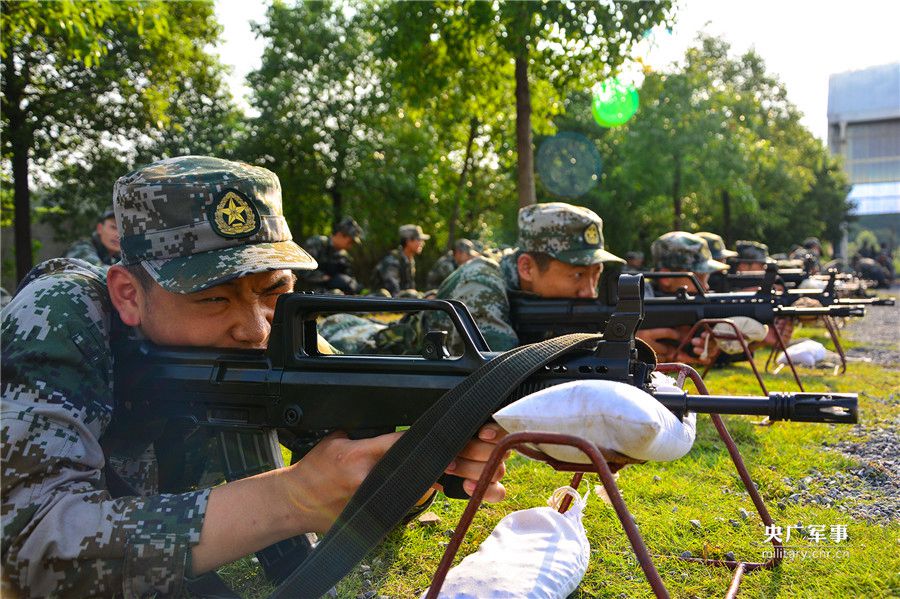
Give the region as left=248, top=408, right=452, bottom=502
left=296, top=203, right=829, bottom=366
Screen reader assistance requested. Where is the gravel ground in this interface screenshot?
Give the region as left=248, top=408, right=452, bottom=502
left=781, top=295, right=899, bottom=522
left=777, top=389, right=900, bottom=524
left=841, top=287, right=900, bottom=368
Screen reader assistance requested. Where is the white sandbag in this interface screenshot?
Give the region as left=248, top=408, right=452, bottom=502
left=799, top=278, right=827, bottom=290
left=493, top=380, right=696, bottom=463
left=777, top=339, right=827, bottom=367
left=701, top=316, right=768, bottom=356
left=423, top=487, right=590, bottom=599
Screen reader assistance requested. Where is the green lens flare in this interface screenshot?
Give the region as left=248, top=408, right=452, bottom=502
left=592, top=77, right=639, bottom=127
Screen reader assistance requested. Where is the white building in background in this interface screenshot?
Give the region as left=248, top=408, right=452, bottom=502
left=827, top=62, right=900, bottom=254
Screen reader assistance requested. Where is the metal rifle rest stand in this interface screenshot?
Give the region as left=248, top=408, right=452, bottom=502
left=671, top=318, right=772, bottom=395
left=425, top=364, right=784, bottom=599
left=763, top=315, right=848, bottom=380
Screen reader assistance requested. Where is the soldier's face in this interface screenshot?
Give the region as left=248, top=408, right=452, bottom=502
left=453, top=250, right=474, bottom=266
left=735, top=262, right=766, bottom=273
left=96, top=218, right=120, bottom=254
left=409, top=238, right=425, bottom=254
left=519, top=256, right=602, bottom=299
left=332, top=232, right=354, bottom=251
left=656, top=269, right=709, bottom=293
left=113, top=269, right=295, bottom=349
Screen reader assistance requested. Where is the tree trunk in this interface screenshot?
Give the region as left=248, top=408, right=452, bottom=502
left=721, top=189, right=732, bottom=243
left=448, top=118, right=478, bottom=249
left=514, top=53, right=536, bottom=208
left=672, top=154, right=682, bottom=231
left=330, top=187, right=343, bottom=229
left=3, top=49, right=33, bottom=283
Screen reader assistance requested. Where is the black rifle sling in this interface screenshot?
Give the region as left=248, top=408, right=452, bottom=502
left=271, top=333, right=602, bottom=599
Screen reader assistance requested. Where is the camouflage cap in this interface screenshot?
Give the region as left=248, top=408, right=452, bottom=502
left=734, top=240, right=772, bottom=263
left=98, top=206, right=116, bottom=222
left=335, top=216, right=363, bottom=243
left=453, top=238, right=477, bottom=254
left=696, top=232, right=738, bottom=261
left=114, top=155, right=316, bottom=294
left=802, top=237, right=821, bottom=250
left=517, top=202, right=623, bottom=265
left=399, top=224, right=430, bottom=240
left=652, top=231, right=729, bottom=272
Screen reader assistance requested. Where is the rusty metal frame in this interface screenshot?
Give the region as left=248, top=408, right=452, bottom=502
left=764, top=315, right=848, bottom=381
left=425, top=363, right=783, bottom=599
left=671, top=318, right=769, bottom=395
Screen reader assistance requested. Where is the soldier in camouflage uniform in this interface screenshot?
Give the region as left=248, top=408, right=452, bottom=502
left=635, top=231, right=729, bottom=361
left=427, top=203, right=623, bottom=352
left=696, top=232, right=737, bottom=292
left=298, top=216, right=364, bottom=294
left=643, top=231, right=797, bottom=363
left=696, top=232, right=737, bottom=263
left=790, top=237, right=823, bottom=275
left=729, top=239, right=773, bottom=273
left=426, top=238, right=478, bottom=290
left=318, top=204, right=622, bottom=355
left=1, top=156, right=508, bottom=597
left=371, top=224, right=430, bottom=296
left=622, top=250, right=645, bottom=273
left=64, top=206, right=121, bottom=269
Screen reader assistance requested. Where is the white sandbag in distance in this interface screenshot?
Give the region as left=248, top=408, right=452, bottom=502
left=494, top=379, right=696, bottom=464
left=777, top=339, right=827, bottom=367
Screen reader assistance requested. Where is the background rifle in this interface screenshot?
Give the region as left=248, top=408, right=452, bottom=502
left=714, top=265, right=894, bottom=306
left=510, top=272, right=865, bottom=344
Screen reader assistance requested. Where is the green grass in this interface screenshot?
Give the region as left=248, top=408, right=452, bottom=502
left=221, top=329, right=900, bottom=598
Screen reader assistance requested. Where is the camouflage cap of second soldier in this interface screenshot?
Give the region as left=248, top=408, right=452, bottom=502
left=652, top=231, right=729, bottom=272
left=696, top=232, right=738, bottom=261
left=734, top=240, right=773, bottom=263
left=517, top=202, right=623, bottom=265
left=114, top=155, right=316, bottom=294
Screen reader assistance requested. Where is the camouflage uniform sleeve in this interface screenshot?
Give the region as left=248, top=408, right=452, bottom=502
left=375, top=253, right=402, bottom=296
left=439, top=260, right=518, bottom=351
left=298, top=236, right=328, bottom=283
left=64, top=238, right=106, bottom=269
left=1, top=260, right=209, bottom=597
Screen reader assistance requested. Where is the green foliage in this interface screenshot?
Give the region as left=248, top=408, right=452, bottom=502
left=240, top=1, right=516, bottom=277
left=1, top=0, right=235, bottom=243
left=375, top=0, right=674, bottom=207
left=544, top=35, right=854, bottom=258
left=0, top=170, right=12, bottom=229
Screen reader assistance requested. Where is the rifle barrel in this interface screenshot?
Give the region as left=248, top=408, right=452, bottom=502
left=653, top=391, right=858, bottom=423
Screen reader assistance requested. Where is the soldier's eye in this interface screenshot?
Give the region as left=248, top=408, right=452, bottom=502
left=198, top=296, right=227, bottom=303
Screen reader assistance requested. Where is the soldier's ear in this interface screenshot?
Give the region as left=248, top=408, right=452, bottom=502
left=517, top=253, right=536, bottom=284
left=107, top=265, right=145, bottom=327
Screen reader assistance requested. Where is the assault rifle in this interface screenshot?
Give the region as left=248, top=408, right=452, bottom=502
left=510, top=272, right=866, bottom=345
left=713, top=265, right=894, bottom=306
left=106, top=275, right=857, bottom=484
